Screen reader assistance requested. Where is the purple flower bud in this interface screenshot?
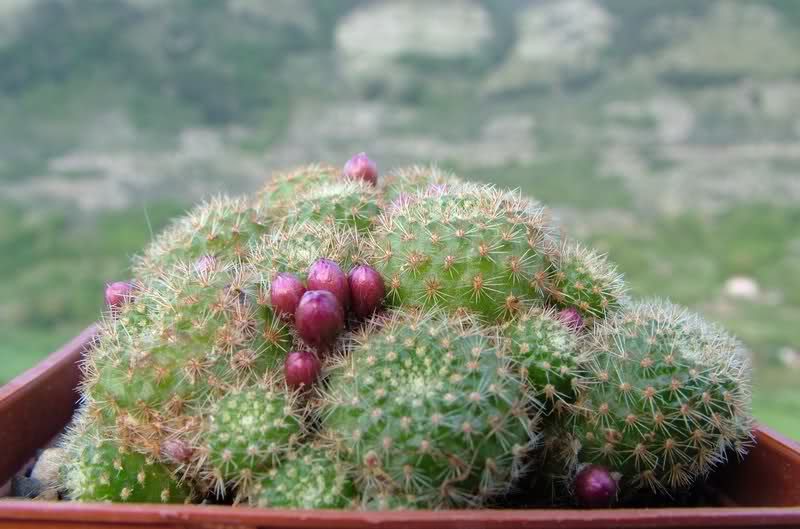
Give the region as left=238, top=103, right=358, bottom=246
left=307, top=258, right=351, bottom=311
left=105, top=281, right=135, bottom=311
left=194, top=255, right=217, bottom=274
left=270, top=272, right=306, bottom=320
left=574, top=465, right=617, bottom=508
left=343, top=152, right=378, bottom=186
left=161, top=440, right=193, bottom=464
left=295, top=290, right=345, bottom=352
left=284, top=350, right=322, bottom=390
left=348, top=265, right=385, bottom=318
left=559, top=307, right=585, bottom=331
left=388, top=192, right=417, bottom=213
left=425, top=183, right=449, bottom=197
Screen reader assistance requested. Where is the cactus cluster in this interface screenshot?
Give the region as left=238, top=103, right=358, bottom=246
left=57, top=154, right=754, bottom=509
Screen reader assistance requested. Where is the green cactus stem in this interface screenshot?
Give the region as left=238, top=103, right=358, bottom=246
left=280, top=179, right=383, bottom=232
left=61, top=418, right=192, bottom=504
left=368, top=184, right=557, bottom=322
left=134, top=195, right=269, bottom=280
left=321, top=310, right=538, bottom=509
left=547, top=242, right=626, bottom=321
left=198, top=384, right=305, bottom=496
left=500, top=307, right=587, bottom=407
left=248, top=443, right=357, bottom=509
left=258, top=163, right=340, bottom=210
left=80, top=260, right=290, bottom=457
left=551, top=300, right=753, bottom=494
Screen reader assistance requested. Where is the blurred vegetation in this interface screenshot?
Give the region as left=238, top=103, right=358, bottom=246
left=1, top=0, right=798, bottom=440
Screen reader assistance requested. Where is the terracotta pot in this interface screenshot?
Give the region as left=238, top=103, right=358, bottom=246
left=1, top=325, right=798, bottom=529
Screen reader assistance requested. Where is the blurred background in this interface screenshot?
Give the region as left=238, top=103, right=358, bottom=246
left=0, top=0, right=798, bottom=439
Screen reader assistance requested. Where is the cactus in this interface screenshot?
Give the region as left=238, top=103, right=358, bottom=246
left=368, top=184, right=557, bottom=322
left=134, top=196, right=268, bottom=280
left=321, top=311, right=538, bottom=509
left=382, top=165, right=462, bottom=203
left=547, top=242, right=626, bottom=321
left=548, top=300, right=753, bottom=495
left=64, top=439, right=191, bottom=503
left=258, top=164, right=340, bottom=210
left=500, top=307, right=587, bottom=407
left=59, top=159, right=754, bottom=509
left=76, top=260, right=291, bottom=461
left=250, top=221, right=363, bottom=283
left=198, top=384, right=305, bottom=496
left=248, top=444, right=357, bottom=509
left=61, top=417, right=191, bottom=503
left=281, top=179, right=383, bottom=232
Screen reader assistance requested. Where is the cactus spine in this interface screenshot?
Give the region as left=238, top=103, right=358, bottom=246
left=134, top=196, right=268, bottom=280
left=281, top=180, right=383, bottom=232
left=258, top=164, right=340, bottom=210
left=250, top=221, right=364, bottom=283
left=61, top=414, right=192, bottom=503
left=61, top=259, right=291, bottom=502
left=381, top=165, right=462, bottom=203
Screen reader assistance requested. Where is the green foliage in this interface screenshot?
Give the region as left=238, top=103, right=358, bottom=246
left=0, top=200, right=181, bottom=332
left=0, top=0, right=306, bottom=128
left=0, top=200, right=185, bottom=385
left=456, top=158, right=634, bottom=213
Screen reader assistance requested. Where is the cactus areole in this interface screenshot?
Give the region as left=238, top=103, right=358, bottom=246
left=57, top=157, right=753, bottom=510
